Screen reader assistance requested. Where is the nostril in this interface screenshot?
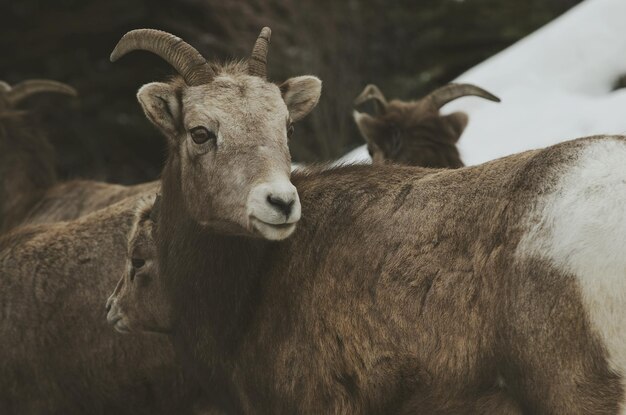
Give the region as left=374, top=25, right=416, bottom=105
left=105, top=299, right=112, bottom=313
left=267, top=195, right=295, bottom=217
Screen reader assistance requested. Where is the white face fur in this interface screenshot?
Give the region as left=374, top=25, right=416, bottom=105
left=137, top=73, right=321, bottom=240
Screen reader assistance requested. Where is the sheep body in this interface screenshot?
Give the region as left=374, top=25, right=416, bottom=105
left=154, top=135, right=624, bottom=413
left=0, top=195, right=202, bottom=414
left=25, top=179, right=159, bottom=225
left=0, top=79, right=158, bottom=232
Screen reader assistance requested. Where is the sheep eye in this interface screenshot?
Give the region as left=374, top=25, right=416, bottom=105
left=190, top=126, right=215, bottom=144
left=131, top=258, right=145, bottom=269
left=287, top=123, right=295, bottom=139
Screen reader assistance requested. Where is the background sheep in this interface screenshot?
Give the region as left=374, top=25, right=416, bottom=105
left=335, top=0, right=626, bottom=167
left=106, top=195, right=171, bottom=334
left=0, top=79, right=159, bottom=232
left=25, top=178, right=158, bottom=227
left=352, top=83, right=499, bottom=168
left=0, top=79, right=76, bottom=231
left=0, top=194, right=207, bottom=414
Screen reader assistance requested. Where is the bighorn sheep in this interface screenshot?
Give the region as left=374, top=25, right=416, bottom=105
left=0, top=27, right=322, bottom=414
left=110, top=27, right=321, bottom=240
left=108, top=196, right=523, bottom=415
left=353, top=83, right=499, bottom=167
left=0, top=194, right=208, bottom=414
left=113, top=28, right=626, bottom=414
left=106, top=195, right=170, bottom=334
left=105, top=195, right=228, bottom=415
left=0, top=78, right=159, bottom=232
left=0, top=79, right=76, bottom=231
left=24, top=178, right=158, bottom=227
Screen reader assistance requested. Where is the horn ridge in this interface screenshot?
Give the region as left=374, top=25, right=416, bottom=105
left=111, top=29, right=214, bottom=86
left=427, top=83, right=500, bottom=110
left=6, top=80, right=77, bottom=106
left=248, top=27, right=271, bottom=78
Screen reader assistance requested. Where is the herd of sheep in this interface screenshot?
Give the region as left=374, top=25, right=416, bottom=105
left=1, top=26, right=626, bottom=415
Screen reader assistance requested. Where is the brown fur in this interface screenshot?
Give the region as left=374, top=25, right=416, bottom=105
left=0, top=195, right=207, bottom=414
left=107, top=196, right=172, bottom=334
left=354, top=97, right=468, bottom=168
left=0, top=111, right=57, bottom=231
left=153, top=135, right=623, bottom=414
left=115, top=195, right=525, bottom=414
left=106, top=198, right=230, bottom=414
left=0, top=85, right=159, bottom=232
left=24, top=179, right=159, bottom=226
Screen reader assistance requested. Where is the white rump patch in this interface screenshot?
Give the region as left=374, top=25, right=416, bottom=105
left=517, top=138, right=626, bottom=403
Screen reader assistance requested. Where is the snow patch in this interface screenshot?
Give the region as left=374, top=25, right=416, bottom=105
left=339, top=0, right=626, bottom=167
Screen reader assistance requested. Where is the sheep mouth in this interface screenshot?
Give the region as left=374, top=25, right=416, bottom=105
left=114, top=320, right=131, bottom=334
left=250, top=217, right=297, bottom=240
left=108, top=315, right=131, bottom=334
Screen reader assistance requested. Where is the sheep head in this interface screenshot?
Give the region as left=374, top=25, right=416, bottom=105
left=0, top=79, right=77, bottom=115
left=106, top=195, right=171, bottom=334
left=353, top=83, right=499, bottom=168
left=112, top=28, right=321, bottom=240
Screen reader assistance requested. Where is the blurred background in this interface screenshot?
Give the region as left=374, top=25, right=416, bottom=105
left=0, top=0, right=580, bottom=184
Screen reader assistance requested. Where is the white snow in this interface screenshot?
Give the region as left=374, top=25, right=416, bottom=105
left=336, top=0, right=626, bottom=166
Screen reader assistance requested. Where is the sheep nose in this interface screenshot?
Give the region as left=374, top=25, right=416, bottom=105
left=105, top=297, right=113, bottom=313
left=267, top=194, right=295, bottom=218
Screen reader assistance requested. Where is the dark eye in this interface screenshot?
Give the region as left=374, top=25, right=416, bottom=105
left=129, top=258, right=144, bottom=282
left=287, top=123, right=294, bottom=139
left=190, top=126, right=216, bottom=144
left=131, top=258, right=145, bottom=269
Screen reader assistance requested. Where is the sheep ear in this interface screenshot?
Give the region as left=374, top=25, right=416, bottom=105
left=442, top=112, right=468, bottom=142
left=353, top=110, right=378, bottom=145
left=137, top=82, right=182, bottom=138
left=280, top=76, right=322, bottom=122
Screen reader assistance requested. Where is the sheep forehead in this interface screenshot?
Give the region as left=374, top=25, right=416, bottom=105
left=386, top=101, right=434, bottom=124
left=128, top=219, right=154, bottom=255
left=182, top=75, right=289, bottom=135
left=516, top=137, right=626, bottom=387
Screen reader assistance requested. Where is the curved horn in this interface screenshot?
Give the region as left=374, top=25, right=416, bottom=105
left=248, top=27, right=271, bottom=78
left=6, top=80, right=77, bottom=106
left=354, top=84, right=388, bottom=115
left=111, top=29, right=213, bottom=86
left=427, top=83, right=500, bottom=110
